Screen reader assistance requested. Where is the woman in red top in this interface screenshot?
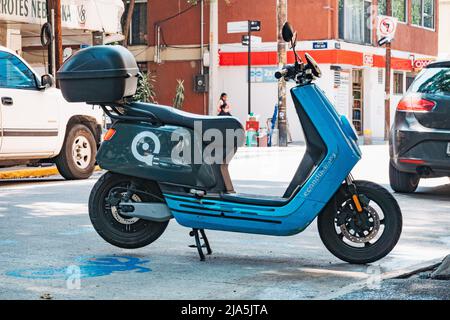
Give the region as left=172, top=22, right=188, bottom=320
left=217, top=93, right=232, bottom=116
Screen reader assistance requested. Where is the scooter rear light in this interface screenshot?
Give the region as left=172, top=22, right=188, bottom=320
left=103, top=128, right=116, bottom=141
left=397, top=96, right=436, bottom=112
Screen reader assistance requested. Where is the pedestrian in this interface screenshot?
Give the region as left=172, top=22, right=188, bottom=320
left=217, top=93, right=232, bottom=116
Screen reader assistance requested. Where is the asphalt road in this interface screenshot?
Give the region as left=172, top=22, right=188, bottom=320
left=0, top=145, right=449, bottom=300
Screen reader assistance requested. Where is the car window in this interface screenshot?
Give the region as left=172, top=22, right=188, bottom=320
left=408, top=67, right=450, bottom=97
left=0, top=51, right=36, bottom=89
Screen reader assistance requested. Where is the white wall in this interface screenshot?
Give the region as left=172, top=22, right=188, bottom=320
left=439, top=0, right=450, bottom=57
left=218, top=65, right=404, bottom=143
left=218, top=65, right=339, bottom=143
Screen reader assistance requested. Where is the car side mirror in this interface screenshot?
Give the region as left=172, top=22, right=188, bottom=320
left=40, top=74, right=54, bottom=89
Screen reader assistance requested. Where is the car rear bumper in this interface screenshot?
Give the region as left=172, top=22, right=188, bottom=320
left=390, top=113, right=450, bottom=177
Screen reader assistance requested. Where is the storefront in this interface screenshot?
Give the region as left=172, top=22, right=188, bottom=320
left=218, top=40, right=435, bottom=143
left=0, top=0, right=124, bottom=72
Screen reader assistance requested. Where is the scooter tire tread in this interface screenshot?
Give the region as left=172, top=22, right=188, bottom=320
left=318, top=180, right=402, bottom=264
left=89, top=171, right=169, bottom=249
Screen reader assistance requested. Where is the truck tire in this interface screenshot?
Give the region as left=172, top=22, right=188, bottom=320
left=389, top=162, right=419, bottom=193
left=55, top=124, right=97, bottom=180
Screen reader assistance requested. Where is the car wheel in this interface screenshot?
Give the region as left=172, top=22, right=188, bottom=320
left=55, top=124, right=97, bottom=180
left=389, top=162, right=419, bottom=193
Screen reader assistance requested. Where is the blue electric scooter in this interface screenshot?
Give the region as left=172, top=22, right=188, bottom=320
left=57, top=22, right=402, bottom=264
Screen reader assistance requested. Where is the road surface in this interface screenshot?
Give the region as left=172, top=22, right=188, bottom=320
left=0, top=145, right=448, bottom=299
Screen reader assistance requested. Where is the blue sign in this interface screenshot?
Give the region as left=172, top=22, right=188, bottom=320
left=251, top=67, right=279, bottom=83
left=313, top=41, right=328, bottom=50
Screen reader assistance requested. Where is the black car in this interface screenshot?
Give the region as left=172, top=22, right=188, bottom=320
left=390, top=60, right=450, bottom=193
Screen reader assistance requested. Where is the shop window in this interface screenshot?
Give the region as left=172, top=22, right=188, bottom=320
left=406, top=73, right=416, bottom=91
left=338, top=0, right=373, bottom=45
left=394, top=72, right=404, bottom=95
left=378, top=69, right=384, bottom=85
left=412, top=0, right=435, bottom=29
left=126, top=1, right=148, bottom=45
left=378, top=0, right=407, bottom=22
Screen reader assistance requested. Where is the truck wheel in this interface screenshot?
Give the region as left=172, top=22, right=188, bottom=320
left=55, top=124, right=97, bottom=180
left=389, top=162, right=419, bottom=193
left=89, top=172, right=169, bottom=249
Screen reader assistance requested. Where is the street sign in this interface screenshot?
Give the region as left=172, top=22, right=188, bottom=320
left=242, top=35, right=262, bottom=46
left=227, top=20, right=261, bottom=34
left=363, top=53, right=374, bottom=67
left=249, top=20, right=261, bottom=32
left=313, top=41, right=328, bottom=50
left=377, top=15, right=398, bottom=41
left=412, top=58, right=435, bottom=71
left=251, top=67, right=279, bottom=83
left=227, top=21, right=249, bottom=34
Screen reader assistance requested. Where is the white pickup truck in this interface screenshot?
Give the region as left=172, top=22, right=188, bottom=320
left=0, top=46, right=103, bottom=179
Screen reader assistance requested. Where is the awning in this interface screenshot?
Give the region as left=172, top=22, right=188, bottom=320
left=0, top=0, right=124, bottom=34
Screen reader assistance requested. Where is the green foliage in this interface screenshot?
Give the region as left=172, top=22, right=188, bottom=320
left=133, top=72, right=157, bottom=103
left=173, top=79, right=185, bottom=110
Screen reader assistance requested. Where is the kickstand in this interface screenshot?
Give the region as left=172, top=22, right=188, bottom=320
left=189, top=228, right=213, bottom=261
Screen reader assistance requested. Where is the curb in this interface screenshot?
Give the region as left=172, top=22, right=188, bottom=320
left=320, top=256, right=446, bottom=300
left=0, top=166, right=102, bottom=180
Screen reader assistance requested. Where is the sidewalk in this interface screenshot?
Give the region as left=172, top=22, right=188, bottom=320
left=0, top=165, right=102, bottom=180
left=0, top=165, right=61, bottom=180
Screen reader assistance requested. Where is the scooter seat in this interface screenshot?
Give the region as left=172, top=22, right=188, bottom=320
left=127, top=102, right=244, bottom=134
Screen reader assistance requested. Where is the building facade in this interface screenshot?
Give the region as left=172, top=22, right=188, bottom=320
left=439, top=0, right=450, bottom=57
left=132, top=0, right=439, bottom=143
left=0, top=0, right=124, bottom=73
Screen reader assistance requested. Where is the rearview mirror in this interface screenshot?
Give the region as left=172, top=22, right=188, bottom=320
left=40, top=74, right=54, bottom=89
left=282, top=22, right=295, bottom=43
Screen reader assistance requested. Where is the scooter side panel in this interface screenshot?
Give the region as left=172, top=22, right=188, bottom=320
left=96, top=122, right=219, bottom=189
left=165, top=84, right=361, bottom=236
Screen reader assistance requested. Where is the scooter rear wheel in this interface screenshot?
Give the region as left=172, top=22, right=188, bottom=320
left=89, top=172, right=169, bottom=249
left=318, top=180, right=402, bottom=264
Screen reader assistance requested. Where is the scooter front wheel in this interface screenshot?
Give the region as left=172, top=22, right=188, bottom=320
left=318, top=180, right=402, bottom=264
left=89, top=172, right=169, bottom=249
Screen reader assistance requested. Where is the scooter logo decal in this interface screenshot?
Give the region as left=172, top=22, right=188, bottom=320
left=303, top=153, right=337, bottom=197
left=131, top=131, right=161, bottom=166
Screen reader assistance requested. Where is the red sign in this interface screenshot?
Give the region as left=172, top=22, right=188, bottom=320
left=413, top=58, right=434, bottom=71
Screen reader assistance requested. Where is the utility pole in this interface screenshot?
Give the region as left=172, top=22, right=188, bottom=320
left=247, top=20, right=252, bottom=115
left=123, top=0, right=136, bottom=47
left=46, top=0, right=62, bottom=75
left=277, top=0, right=288, bottom=146
left=384, top=0, right=392, bottom=141
left=208, top=0, right=219, bottom=115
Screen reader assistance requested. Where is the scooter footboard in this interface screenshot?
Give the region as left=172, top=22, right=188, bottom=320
left=164, top=193, right=328, bottom=236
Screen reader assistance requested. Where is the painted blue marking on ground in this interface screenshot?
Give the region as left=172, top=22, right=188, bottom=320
left=0, top=240, right=18, bottom=246
left=58, top=226, right=94, bottom=236
left=5, top=255, right=151, bottom=279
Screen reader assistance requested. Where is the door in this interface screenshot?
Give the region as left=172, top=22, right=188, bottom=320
left=352, top=69, right=364, bottom=136
left=0, top=50, right=59, bottom=156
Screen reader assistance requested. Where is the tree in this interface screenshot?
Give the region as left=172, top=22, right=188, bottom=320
left=133, top=72, right=157, bottom=103
left=173, top=80, right=185, bottom=110
left=122, top=0, right=135, bottom=47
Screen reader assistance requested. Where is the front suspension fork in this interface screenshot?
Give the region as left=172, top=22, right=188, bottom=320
left=345, top=174, right=363, bottom=213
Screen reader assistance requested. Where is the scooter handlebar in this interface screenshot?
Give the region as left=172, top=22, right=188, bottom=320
left=274, top=69, right=288, bottom=80
left=274, top=64, right=299, bottom=81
